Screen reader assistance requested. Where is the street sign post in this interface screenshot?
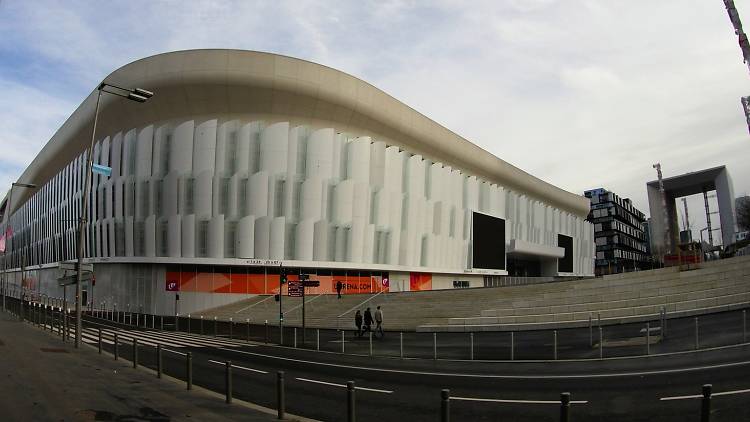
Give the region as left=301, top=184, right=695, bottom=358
left=288, top=281, right=303, bottom=297
left=301, top=280, right=320, bottom=287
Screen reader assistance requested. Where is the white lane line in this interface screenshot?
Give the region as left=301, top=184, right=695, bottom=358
left=661, top=388, right=750, bottom=401
left=163, top=348, right=187, bottom=356
left=451, top=396, right=588, bottom=404
left=208, top=359, right=268, bottom=374
left=296, top=377, right=393, bottom=394
left=216, top=347, right=750, bottom=380
left=89, top=328, right=187, bottom=348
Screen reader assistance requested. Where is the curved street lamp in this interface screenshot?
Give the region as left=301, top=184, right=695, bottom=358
left=74, top=83, right=153, bottom=348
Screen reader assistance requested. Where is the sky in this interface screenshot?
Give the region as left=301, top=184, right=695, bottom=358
left=1, top=0, right=749, bottom=242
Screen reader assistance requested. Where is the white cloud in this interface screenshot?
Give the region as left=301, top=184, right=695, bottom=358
left=1, top=0, right=749, bottom=235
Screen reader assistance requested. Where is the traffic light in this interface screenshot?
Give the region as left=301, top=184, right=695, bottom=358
left=280, top=269, right=287, bottom=285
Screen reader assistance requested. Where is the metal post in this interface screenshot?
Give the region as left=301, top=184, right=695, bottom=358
left=98, top=328, right=102, bottom=354
left=369, top=331, right=373, bottom=357
left=400, top=332, right=404, bottom=359
left=229, top=317, right=233, bottom=339
left=695, top=317, right=699, bottom=350
left=599, top=327, right=603, bottom=359
left=560, top=392, right=571, bottom=422
left=214, top=316, right=218, bottom=337
left=277, top=371, right=285, bottom=420
left=265, top=320, right=269, bottom=344
left=510, top=331, right=515, bottom=361
left=114, top=333, right=119, bottom=360
left=701, top=384, right=712, bottom=422
left=225, top=361, right=232, bottom=404
left=744, top=310, right=747, bottom=343
left=589, top=314, right=593, bottom=347
left=317, top=329, right=320, bottom=351
left=554, top=330, right=558, bottom=360
left=186, top=352, right=193, bottom=390
left=157, top=344, right=162, bottom=379
left=441, top=389, right=450, bottom=422
left=347, top=381, right=356, bottom=422
left=246, top=319, right=250, bottom=342
left=663, top=307, right=668, bottom=339
left=433, top=332, right=437, bottom=360
left=470, top=332, right=474, bottom=360
left=187, top=314, right=191, bottom=333
left=646, top=322, right=650, bottom=355
left=160, top=316, right=163, bottom=331
left=342, top=330, right=345, bottom=353
left=200, top=315, right=204, bottom=335
left=294, top=327, right=297, bottom=348
left=133, top=338, right=138, bottom=369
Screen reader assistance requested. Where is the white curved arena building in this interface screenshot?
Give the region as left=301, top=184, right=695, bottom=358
left=0, top=50, right=594, bottom=315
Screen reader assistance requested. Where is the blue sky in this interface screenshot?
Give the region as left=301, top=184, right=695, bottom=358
left=1, top=0, right=749, bottom=240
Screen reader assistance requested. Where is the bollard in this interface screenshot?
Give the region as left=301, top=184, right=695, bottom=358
left=186, top=352, right=193, bottom=390
left=98, top=328, right=102, bottom=354
left=114, top=333, right=119, bottom=360
left=225, top=361, right=233, bottom=404
left=400, top=332, right=404, bottom=359
left=200, top=315, right=204, bottom=335
left=510, top=331, right=515, bottom=361
left=133, top=338, right=138, bottom=369
left=470, top=332, right=474, bottom=360
left=701, top=384, right=712, bottom=422
left=157, top=344, right=162, bottom=378
left=554, top=330, right=558, bottom=360
left=662, top=307, right=668, bottom=339
left=214, top=316, right=218, bottom=337
left=560, top=392, right=571, bottom=422
left=432, top=332, right=438, bottom=360
left=160, top=316, right=164, bottom=331
left=369, top=331, right=373, bottom=357
left=247, top=319, right=251, bottom=342
left=277, top=371, right=286, bottom=419
left=347, top=381, right=356, bottom=422
left=229, top=317, right=233, bottom=339
left=187, top=314, right=191, bottom=333
left=341, top=330, right=345, bottom=353
left=317, top=329, right=320, bottom=351
left=646, top=322, right=650, bottom=355
left=294, top=327, right=298, bottom=348
left=265, top=321, right=269, bottom=344
left=695, top=317, right=699, bottom=350
left=597, top=312, right=601, bottom=328
left=743, top=310, right=747, bottom=343
left=441, top=389, right=450, bottom=422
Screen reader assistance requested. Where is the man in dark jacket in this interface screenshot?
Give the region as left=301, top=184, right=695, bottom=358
left=336, top=281, right=343, bottom=299
left=363, top=307, right=373, bottom=334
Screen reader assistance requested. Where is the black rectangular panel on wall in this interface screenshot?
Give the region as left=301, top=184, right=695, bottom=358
left=472, top=212, right=505, bottom=270
left=558, top=234, right=573, bottom=272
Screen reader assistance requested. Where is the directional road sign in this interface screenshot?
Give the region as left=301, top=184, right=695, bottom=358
left=288, top=281, right=303, bottom=297
left=58, top=272, right=93, bottom=286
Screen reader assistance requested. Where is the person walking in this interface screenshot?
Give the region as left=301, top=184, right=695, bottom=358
left=374, top=305, right=384, bottom=337
left=354, top=310, right=363, bottom=337
left=336, top=281, right=343, bottom=299
left=363, top=307, right=373, bottom=335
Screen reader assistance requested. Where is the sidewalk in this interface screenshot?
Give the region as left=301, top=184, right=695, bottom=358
left=0, top=311, right=299, bottom=422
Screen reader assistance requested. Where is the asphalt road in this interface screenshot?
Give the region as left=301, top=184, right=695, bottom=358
left=71, top=314, right=750, bottom=422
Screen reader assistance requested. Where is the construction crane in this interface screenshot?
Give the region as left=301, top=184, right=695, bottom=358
left=721, top=0, right=750, bottom=133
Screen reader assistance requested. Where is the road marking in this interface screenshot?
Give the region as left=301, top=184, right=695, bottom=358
left=163, top=347, right=187, bottom=356
left=661, top=388, right=750, bottom=401
left=296, top=377, right=393, bottom=394
left=451, top=396, right=588, bottom=404
left=208, top=359, right=268, bottom=374
left=216, top=347, right=750, bottom=380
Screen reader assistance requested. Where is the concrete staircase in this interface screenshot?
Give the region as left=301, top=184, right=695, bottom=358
left=198, top=255, right=750, bottom=332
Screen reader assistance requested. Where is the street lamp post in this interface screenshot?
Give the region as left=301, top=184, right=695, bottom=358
left=74, top=83, right=153, bottom=348
left=2, top=182, right=37, bottom=313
